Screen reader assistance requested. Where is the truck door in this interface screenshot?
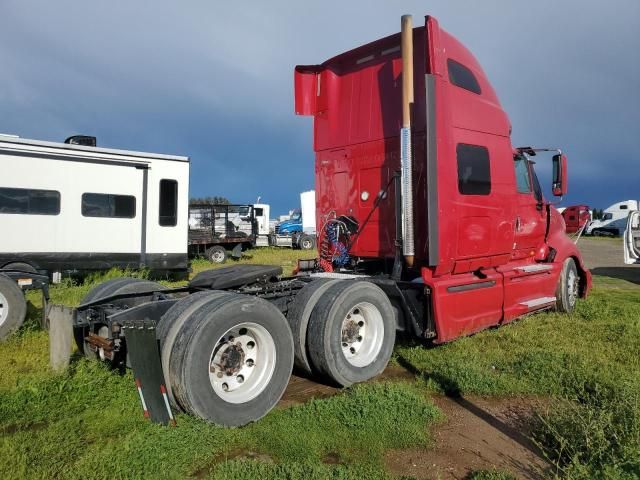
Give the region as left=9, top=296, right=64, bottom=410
left=624, top=211, right=640, bottom=264
left=512, top=155, right=547, bottom=259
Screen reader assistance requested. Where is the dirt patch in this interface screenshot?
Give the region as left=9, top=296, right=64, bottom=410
left=385, top=395, right=551, bottom=480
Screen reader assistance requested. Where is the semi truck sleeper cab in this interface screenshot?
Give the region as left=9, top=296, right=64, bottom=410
left=63, top=14, right=590, bottom=427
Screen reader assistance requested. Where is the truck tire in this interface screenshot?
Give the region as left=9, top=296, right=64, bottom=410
left=298, top=234, right=316, bottom=251
left=286, top=279, right=341, bottom=375
left=167, top=293, right=294, bottom=426
left=74, top=278, right=166, bottom=360
left=206, top=246, right=227, bottom=264
left=555, top=258, right=579, bottom=314
left=0, top=274, right=28, bottom=341
left=307, top=281, right=395, bottom=387
left=157, top=290, right=229, bottom=408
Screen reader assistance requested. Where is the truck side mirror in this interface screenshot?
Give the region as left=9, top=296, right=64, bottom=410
left=552, top=153, right=567, bottom=196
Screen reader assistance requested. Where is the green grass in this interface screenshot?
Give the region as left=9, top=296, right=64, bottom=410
left=1, top=249, right=639, bottom=479
left=396, top=279, right=640, bottom=397
left=0, top=361, right=439, bottom=479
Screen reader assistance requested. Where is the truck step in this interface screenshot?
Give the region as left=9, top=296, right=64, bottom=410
left=516, top=264, right=553, bottom=273
left=520, top=296, right=556, bottom=309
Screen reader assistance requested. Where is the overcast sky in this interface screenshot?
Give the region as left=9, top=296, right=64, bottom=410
left=1, top=1, right=638, bottom=215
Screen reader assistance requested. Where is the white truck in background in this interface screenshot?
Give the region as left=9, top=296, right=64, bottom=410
left=270, top=190, right=316, bottom=250
left=586, top=200, right=639, bottom=236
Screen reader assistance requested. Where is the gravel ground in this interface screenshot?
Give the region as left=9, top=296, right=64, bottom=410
left=577, top=236, right=640, bottom=285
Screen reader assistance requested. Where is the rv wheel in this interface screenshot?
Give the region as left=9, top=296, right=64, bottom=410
left=74, top=278, right=167, bottom=361
left=0, top=274, right=28, bottom=341
left=167, top=293, right=293, bottom=426
left=307, top=281, right=395, bottom=387
left=206, top=246, right=227, bottom=264
left=298, top=234, right=316, bottom=250
left=556, top=258, right=579, bottom=314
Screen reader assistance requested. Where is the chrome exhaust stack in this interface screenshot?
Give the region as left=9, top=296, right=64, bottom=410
left=400, top=14, right=415, bottom=267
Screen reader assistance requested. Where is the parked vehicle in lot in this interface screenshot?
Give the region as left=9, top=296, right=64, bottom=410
left=0, top=134, right=190, bottom=278
left=0, top=265, right=49, bottom=341
left=271, top=191, right=317, bottom=250
left=64, top=14, right=591, bottom=427
left=561, top=205, right=591, bottom=234
left=586, top=200, right=639, bottom=236
left=624, top=210, right=640, bottom=264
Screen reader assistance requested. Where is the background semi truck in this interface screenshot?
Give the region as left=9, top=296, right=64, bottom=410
left=64, top=14, right=590, bottom=427
left=586, top=200, right=639, bottom=236
left=271, top=190, right=317, bottom=250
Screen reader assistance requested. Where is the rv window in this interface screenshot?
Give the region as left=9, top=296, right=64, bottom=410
left=0, top=187, right=60, bottom=215
left=447, top=59, right=481, bottom=95
left=457, top=144, right=491, bottom=195
left=620, top=205, right=628, bottom=210
left=254, top=208, right=264, bottom=217
left=513, top=155, right=532, bottom=193
left=603, top=213, right=613, bottom=220
left=159, top=179, right=178, bottom=226
left=81, top=193, right=136, bottom=218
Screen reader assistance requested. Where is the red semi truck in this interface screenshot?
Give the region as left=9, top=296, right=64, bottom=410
left=67, top=15, right=590, bottom=426
left=561, top=205, right=591, bottom=234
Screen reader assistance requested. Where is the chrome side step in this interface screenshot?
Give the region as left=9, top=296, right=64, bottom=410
left=521, top=296, right=556, bottom=308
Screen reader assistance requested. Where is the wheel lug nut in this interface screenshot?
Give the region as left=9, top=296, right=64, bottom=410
left=350, top=347, right=356, bottom=354
left=237, top=375, right=244, bottom=384
left=342, top=342, right=348, bottom=347
left=222, top=383, right=229, bottom=391
left=358, top=321, right=364, bottom=327
left=246, top=359, right=254, bottom=367
left=217, top=372, right=224, bottom=378
left=357, top=336, right=363, bottom=342
left=247, top=341, right=255, bottom=349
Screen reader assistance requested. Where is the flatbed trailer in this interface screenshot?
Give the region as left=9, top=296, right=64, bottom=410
left=188, top=204, right=260, bottom=263
left=63, top=14, right=591, bottom=427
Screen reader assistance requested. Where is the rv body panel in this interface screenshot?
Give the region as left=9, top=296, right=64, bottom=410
left=0, top=137, right=189, bottom=275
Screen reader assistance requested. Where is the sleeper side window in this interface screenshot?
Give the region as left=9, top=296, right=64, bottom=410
left=457, top=144, right=491, bottom=195
left=0, top=187, right=60, bottom=215
left=448, top=59, right=482, bottom=95
left=159, top=179, right=178, bottom=226
left=513, top=155, right=532, bottom=193
left=82, top=193, right=136, bottom=218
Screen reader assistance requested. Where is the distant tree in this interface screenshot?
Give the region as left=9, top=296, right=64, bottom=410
left=190, top=196, right=231, bottom=205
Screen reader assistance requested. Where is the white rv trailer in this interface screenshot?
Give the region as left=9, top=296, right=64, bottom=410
left=585, top=200, right=639, bottom=236
left=0, top=135, right=190, bottom=277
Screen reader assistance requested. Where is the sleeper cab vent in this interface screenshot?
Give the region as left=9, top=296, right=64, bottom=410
left=64, top=135, right=97, bottom=147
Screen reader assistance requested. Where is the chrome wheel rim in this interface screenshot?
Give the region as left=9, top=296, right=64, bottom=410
left=0, top=291, right=8, bottom=328
left=567, top=269, right=578, bottom=308
left=341, top=302, right=384, bottom=367
left=209, top=322, right=276, bottom=404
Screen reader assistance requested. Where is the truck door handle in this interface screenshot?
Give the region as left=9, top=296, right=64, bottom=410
left=515, top=217, right=521, bottom=231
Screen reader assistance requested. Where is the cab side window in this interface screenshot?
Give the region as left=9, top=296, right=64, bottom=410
left=456, top=144, right=491, bottom=195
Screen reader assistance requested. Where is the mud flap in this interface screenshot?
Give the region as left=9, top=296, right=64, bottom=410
left=123, top=322, right=176, bottom=426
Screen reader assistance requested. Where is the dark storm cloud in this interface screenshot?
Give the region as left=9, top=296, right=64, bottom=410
left=1, top=0, right=638, bottom=213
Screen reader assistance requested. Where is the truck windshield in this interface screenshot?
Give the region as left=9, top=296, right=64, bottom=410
left=290, top=210, right=301, bottom=221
